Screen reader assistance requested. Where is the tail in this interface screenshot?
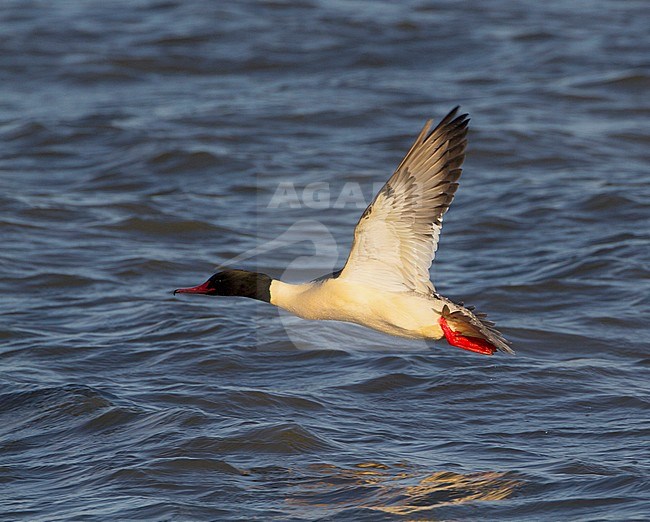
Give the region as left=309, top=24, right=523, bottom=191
left=439, top=301, right=514, bottom=355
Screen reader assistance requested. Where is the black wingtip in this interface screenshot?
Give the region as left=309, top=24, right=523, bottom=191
left=430, top=106, right=470, bottom=136
left=445, top=106, right=461, bottom=120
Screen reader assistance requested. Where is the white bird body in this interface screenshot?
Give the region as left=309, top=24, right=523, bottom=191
left=175, top=108, right=513, bottom=356
left=270, top=278, right=444, bottom=340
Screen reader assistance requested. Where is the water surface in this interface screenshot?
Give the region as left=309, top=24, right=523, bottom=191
left=1, top=1, right=649, bottom=520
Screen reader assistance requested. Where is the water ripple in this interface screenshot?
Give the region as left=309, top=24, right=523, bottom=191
left=1, top=0, right=649, bottom=520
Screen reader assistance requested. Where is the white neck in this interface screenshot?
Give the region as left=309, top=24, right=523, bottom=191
left=269, top=279, right=310, bottom=315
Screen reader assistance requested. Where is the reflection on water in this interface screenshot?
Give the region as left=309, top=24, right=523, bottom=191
left=286, top=461, right=521, bottom=518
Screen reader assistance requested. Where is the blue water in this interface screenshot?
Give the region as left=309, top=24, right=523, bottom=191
left=1, top=1, right=649, bottom=520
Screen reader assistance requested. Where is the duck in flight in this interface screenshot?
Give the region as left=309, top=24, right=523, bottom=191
left=175, top=108, right=513, bottom=355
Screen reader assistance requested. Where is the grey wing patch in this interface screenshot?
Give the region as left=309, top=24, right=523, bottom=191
left=311, top=268, right=343, bottom=283
left=382, top=181, right=396, bottom=199
left=441, top=303, right=514, bottom=355
left=358, top=179, right=396, bottom=221
left=358, top=202, right=374, bottom=221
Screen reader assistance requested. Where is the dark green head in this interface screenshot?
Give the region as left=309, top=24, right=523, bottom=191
left=174, top=269, right=271, bottom=302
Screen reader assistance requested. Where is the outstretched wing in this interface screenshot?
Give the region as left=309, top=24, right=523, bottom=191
left=340, top=107, right=469, bottom=294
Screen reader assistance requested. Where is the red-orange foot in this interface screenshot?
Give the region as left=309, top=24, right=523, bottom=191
left=439, top=316, right=496, bottom=356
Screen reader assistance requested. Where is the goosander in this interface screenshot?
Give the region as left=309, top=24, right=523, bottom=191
left=175, top=108, right=513, bottom=355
